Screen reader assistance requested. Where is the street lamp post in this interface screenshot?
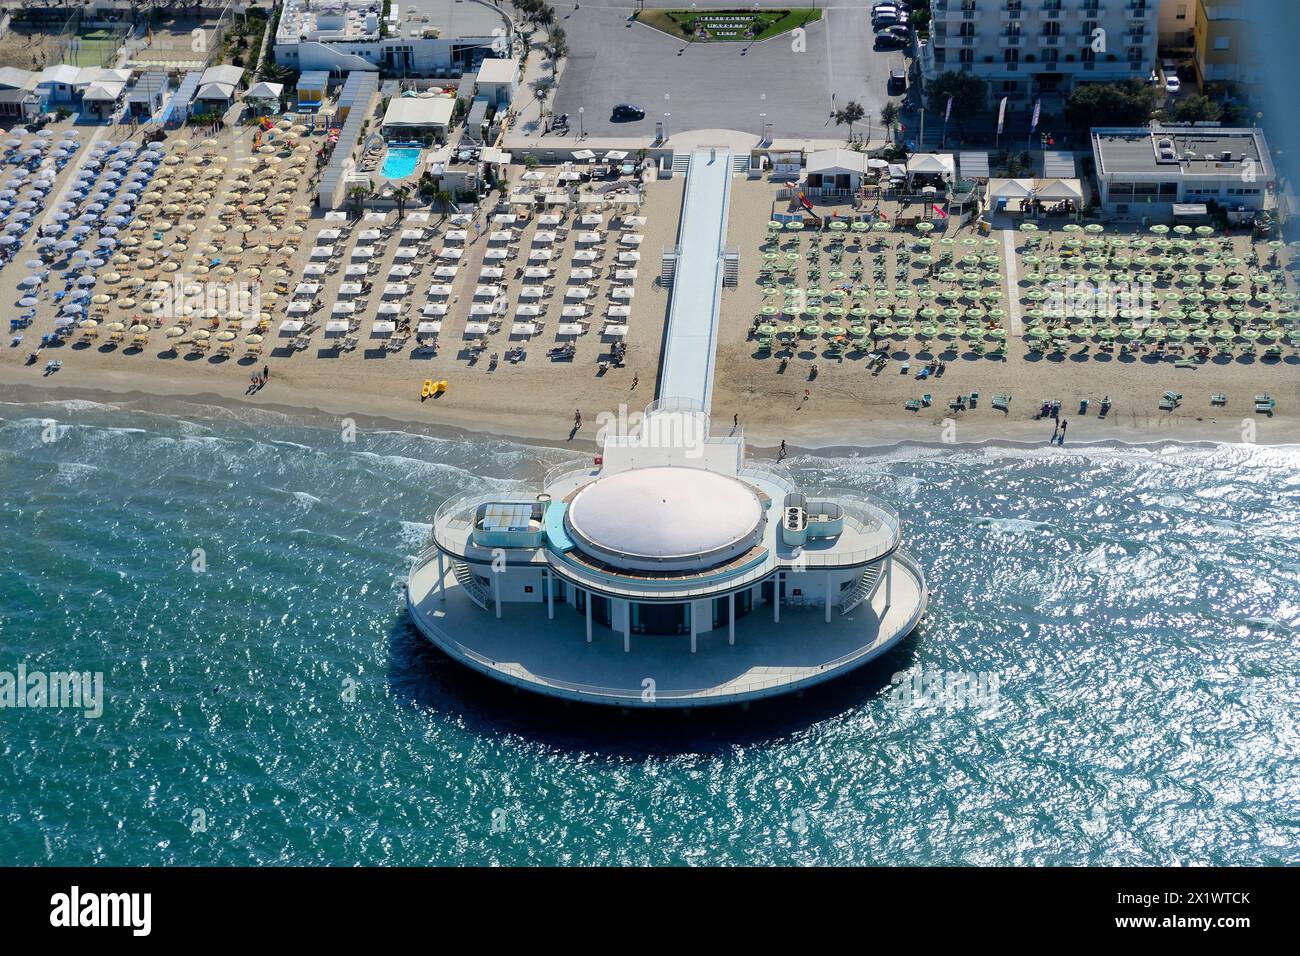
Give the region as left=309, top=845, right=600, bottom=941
left=759, top=112, right=767, bottom=143
left=578, top=106, right=584, bottom=139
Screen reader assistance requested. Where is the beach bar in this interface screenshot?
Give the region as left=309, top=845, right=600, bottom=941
left=407, top=403, right=927, bottom=708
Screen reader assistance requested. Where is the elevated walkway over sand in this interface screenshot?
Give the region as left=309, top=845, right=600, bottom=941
left=656, top=148, right=733, bottom=410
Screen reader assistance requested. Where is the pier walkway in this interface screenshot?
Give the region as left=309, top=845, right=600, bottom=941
left=656, top=148, right=733, bottom=410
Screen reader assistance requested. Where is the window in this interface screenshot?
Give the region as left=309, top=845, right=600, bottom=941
left=1214, top=36, right=1230, bottom=50
left=1175, top=4, right=1187, bottom=20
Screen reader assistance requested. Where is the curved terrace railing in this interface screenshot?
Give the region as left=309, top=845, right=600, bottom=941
left=407, top=549, right=928, bottom=703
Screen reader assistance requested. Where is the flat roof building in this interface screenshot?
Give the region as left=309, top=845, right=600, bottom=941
left=407, top=402, right=928, bottom=708
left=273, top=0, right=512, bottom=76
left=919, top=0, right=1159, bottom=109
left=1090, top=126, right=1274, bottom=217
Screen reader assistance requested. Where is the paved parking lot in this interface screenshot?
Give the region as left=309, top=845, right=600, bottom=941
left=546, top=2, right=905, bottom=141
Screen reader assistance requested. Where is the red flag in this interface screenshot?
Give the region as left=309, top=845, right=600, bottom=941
left=932, top=205, right=948, bottom=219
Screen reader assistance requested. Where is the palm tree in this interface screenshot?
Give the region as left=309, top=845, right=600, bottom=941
left=348, top=185, right=369, bottom=219
left=544, top=27, right=568, bottom=77
left=880, top=102, right=900, bottom=142
left=533, top=76, right=555, bottom=123
left=393, top=185, right=411, bottom=217
left=432, top=189, right=454, bottom=221
left=834, top=100, right=866, bottom=144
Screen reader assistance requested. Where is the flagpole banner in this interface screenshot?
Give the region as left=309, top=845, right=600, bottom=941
left=997, top=97, right=1008, bottom=135
left=1030, top=97, right=1041, bottom=133
left=945, top=96, right=954, bottom=123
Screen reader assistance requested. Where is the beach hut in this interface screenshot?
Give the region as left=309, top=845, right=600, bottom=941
left=245, top=82, right=285, bottom=115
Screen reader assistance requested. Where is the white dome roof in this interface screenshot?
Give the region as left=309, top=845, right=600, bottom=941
left=566, top=467, right=764, bottom=571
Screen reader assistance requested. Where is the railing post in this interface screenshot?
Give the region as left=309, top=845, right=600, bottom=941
left=728, top=592, right=735, bottom=646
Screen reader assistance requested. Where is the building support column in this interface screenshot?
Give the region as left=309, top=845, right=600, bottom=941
left=885, top=557, right=893, bottom=611
left=492, top=566, right=502, bottom=619
left=623, top=600, right=631, bottom=654
left=585, top=590, right=592, bottom=643
left=546, top=568, right=554, bottom=620
left=690, top=601, right=697, bottom=654
left=825, top=570, right=833, bottom=623
left=436, top=551, right=446, bottom=602
left=728, top=592, right=735, bottom=646
left=773, top=572, right=781, bottom=623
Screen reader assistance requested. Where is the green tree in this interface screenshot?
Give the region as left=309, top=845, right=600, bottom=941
left=348, top=185, right=368, bottom=219
left=533, top=76, right=555, bottom=120
left=880, top=102, right=901, bottom=140
left=393, top=185, right=411, bottom=217
left=544, top=26, right=568, bottom=77
left=432, top=189, right=454, bottom=220
left=1065, top=79, right=1160, bottom=131
left=1172, top=93, right=1223, bottom=123
left=925, top=71, right=988, bottom=122
left=834, top=100, right=866, bottom=143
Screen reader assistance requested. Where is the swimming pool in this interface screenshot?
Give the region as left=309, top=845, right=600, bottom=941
left=381, top=146, right=421, bottom=180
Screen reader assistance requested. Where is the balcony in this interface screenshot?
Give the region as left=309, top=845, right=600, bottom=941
left=1125, top=32, right=1148, bottom=46
left=1000, top=7, right=1024, bottom=22
left=999, top=33, right=1024, bottom=47
left=1040, top=33, right=1062, bottom=45
left=1040, top=3, right=1063, bottom=18
left=1124, top=3, right=1152, bottom=18
left=960, top=34, right=978, bottom=46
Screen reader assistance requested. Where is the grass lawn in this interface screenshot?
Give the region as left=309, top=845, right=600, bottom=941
left=638, top=8, right=822, bottom=43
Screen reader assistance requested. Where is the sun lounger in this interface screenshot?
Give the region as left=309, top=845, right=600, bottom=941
left=992, top=393, right=1011, bottom=411
left=1158, top=398, right=1178, bottom=411
left=904, top=399, right=921, bottom=412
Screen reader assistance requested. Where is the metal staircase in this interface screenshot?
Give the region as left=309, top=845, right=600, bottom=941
left=660, top=246, right=678, bottom=285
left=453, top=563, right=495, bottom=612
left=840, top=563, right=884, bottom=616
left=731, top=153, right=750, bottom=175
left=671, top=153, right=690, bottom=175
left=722, top=249, right=739, bottom=287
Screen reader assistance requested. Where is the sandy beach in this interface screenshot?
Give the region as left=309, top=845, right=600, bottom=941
left=1, top=120, right=1295, bottom=453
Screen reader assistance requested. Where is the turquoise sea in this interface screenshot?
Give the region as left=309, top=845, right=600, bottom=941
left=1, top=399, right=1297, bottom=865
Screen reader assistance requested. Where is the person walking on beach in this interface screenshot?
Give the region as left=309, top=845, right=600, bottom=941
left=1058, top=419, right=1068, bottom=445
left=631, top=373, right=638, bottom=390
left=733, top=413, right=739, bottom=428
left=1051, top=419, right=1059, bottom=443
left=574, top=408, right=581, bottom=427
left=779, top=440, right=787, bottom=461
left=262, top=364, right=269, bottom=382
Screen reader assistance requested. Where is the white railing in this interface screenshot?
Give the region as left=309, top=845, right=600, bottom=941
left=407, top=550, right=929, bottom=704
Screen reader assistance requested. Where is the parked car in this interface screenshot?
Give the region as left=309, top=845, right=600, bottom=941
left=873, top=11, right=908, bottom=27
left=611, top=104, right=646, bottom=122
left=1165, top=74, right=1181, bottom=94
left=875, top=24, right=911, bottom=41
left=874, top=30, right=909, bottom=49
left=888, top=69, right=907, bottom=95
